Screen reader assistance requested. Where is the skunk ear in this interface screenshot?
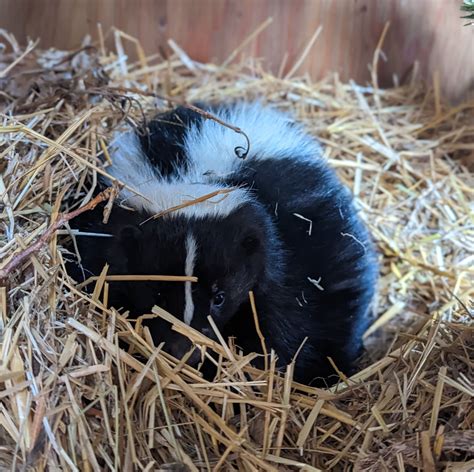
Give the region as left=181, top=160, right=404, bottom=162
left=241, top=234, right=260, bottom=255
left=118, top=225, right=142, bottom=252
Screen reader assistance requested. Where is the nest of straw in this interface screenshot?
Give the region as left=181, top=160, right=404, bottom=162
left=0, top=28, right=473, bottom=471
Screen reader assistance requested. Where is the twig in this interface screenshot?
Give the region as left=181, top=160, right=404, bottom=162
left=0, top=39, right=39, bottom=79
left=284, top=25, right=322, bottom=79
left=249, top=290, right=268, bottom=371
left=371, top=22, right=390, bottom=93
left=140, top=188, right=237, bottom=224
left=0, top=188, right=114, bottom=281
left=221, top=17, right=273, bottom=68
left=77, top=274, right=198, bottom=290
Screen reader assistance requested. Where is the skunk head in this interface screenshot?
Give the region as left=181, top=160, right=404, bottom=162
left=112, top=201, right=277, bottom=361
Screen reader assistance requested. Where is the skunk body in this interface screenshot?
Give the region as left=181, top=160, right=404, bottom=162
left=68, top=102, right=377, bottom=385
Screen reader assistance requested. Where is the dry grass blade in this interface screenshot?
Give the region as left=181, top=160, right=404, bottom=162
left=0, top=188, right=115, bottom=281
left=0, top=26, right=472, bottom=471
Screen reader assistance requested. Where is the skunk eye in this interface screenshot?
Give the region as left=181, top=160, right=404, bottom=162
left=212, top=291, right=225, bottom=307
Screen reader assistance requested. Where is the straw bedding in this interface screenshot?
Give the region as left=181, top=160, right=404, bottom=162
left=0, top=29, right=473, bottom=471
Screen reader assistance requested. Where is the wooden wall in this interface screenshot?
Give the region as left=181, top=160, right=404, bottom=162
left=1, top=0, right=473, bottom=101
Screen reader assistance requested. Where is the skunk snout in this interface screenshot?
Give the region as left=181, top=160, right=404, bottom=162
left=168, top=337, right=201, bottom=366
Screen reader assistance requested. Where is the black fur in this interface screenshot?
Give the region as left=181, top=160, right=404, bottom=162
left=137, top=107, right=201, bottom=177
left=66, top=103, right=378, bottom=386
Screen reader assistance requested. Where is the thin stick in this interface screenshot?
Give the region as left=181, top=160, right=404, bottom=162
left=142, top=188, right=237, bottom=223
left=284, top=25, right=323, bottom=79
left=95, top=86, right=251, bottom=158
left=77, top=274, right=198, bottom=289
left=371, top=22, right=390, bottom=96
left=0, top=39, right=38, bottom=79
left=249, top=291, right=268, bottom=372
left=221, top=17, right=273, bottom=68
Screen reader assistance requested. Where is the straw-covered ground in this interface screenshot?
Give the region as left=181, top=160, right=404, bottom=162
left=0, top=29, right=473, bottom=471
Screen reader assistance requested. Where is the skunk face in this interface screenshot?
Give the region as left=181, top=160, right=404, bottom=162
left=90, top=201, right=272, bottom=361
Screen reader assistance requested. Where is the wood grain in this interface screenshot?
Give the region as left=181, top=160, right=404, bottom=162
left=1, top=0, right=473, bottom=101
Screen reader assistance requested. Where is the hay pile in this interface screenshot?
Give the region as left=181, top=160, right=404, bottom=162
left=0, top=29, right=473, bottom=471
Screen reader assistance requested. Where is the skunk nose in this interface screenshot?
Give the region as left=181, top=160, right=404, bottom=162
left=168, top=337, right=201, bottom=366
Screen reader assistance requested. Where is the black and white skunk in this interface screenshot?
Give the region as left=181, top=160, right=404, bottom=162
left=67, top=102, right=378, bottom=385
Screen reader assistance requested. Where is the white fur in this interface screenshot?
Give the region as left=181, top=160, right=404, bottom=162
left=107, top=131, right=156, bottom=189
left=183, top=101, right=322, bottom=177
left=121, top=180, right=249, bottom=219
left=107, top=130, right=249, bottom=219
left=184, top=234, right=197, bottom=324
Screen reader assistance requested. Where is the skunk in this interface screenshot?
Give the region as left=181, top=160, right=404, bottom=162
left=67, top=102, right=378, bottom=385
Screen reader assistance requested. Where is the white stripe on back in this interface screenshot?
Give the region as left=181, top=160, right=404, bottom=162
left=106, top=130, right=249, bottom=219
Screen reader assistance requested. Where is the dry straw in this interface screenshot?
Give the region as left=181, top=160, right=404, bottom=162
left=0, top=25, right=473, bottom=471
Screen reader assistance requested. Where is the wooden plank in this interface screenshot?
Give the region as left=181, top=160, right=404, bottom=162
left=1, top=0, right=472, bottom=100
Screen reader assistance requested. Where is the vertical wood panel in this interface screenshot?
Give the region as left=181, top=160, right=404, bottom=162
left=1, top=0, right=472, bottom=100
